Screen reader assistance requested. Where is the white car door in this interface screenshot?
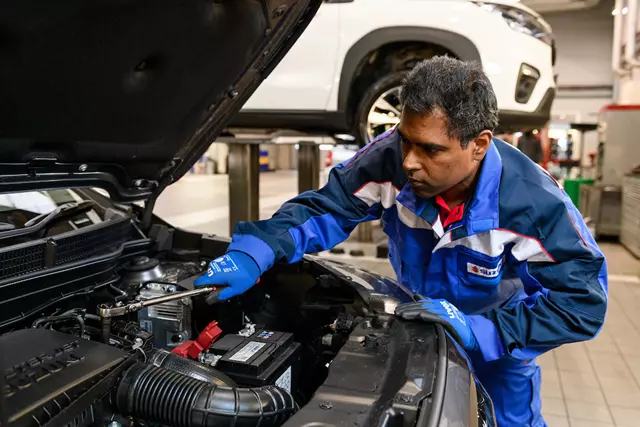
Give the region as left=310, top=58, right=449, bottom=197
left=241, top=1, right=341, bottom=111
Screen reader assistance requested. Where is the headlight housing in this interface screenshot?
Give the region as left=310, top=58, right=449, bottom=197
left=472, top=2, right=553, bottom=45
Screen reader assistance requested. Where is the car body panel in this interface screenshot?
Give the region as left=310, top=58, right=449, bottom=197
left=241, top=0, right=555, bottom=117
left=235, top=4, right=342, bottom=111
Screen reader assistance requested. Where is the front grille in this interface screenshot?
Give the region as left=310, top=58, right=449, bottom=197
left=0, top=217, right=131, bottom=282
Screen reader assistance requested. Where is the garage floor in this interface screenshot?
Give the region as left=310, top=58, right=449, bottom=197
left=157, top=172, right=640, bottom=427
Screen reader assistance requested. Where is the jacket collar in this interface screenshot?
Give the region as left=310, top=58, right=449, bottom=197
left=465, top=139, right=502, bottom=234
left=396, top=139, right=503, bottom=238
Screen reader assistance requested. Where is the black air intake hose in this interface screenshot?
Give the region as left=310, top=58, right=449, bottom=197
left=117, top=363, right=297, bottom=427
left=147, top=349, right=236, bottom=387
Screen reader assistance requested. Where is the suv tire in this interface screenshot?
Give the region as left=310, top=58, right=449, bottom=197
left=354, top=72, right=407, bottom=147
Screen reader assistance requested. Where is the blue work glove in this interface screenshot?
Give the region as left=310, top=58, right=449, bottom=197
left=395, top=298, right=478, bottom=350
left=194, top=252, right=261, bottom=301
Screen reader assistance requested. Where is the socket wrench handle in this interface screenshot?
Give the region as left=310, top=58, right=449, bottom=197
left=98, top=286, right=215, bottom=319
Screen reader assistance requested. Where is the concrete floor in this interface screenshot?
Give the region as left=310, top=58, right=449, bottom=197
left=156, top=171, right=640, bottom=427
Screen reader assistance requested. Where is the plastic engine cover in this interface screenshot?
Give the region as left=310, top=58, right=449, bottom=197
left=1, top=328, right=129, bottom=427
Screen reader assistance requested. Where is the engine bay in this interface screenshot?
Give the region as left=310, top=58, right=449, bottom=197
left=0, top=193, right=482, bottom=427
left=0, top=203, right=379, bottom=427
left=1, top=256, right=367, bottom=426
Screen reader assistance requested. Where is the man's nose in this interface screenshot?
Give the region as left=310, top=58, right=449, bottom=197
left=403, top=147, right=421, bottom=174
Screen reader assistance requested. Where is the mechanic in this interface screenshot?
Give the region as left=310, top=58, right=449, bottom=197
left=195, top=56, right=608, bottom=427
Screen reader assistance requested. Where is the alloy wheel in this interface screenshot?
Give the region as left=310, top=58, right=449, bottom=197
left=366, top=86, right=402, bottom=142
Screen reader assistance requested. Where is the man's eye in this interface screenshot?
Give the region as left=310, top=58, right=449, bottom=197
left=420, top=145, right=440, bottom=154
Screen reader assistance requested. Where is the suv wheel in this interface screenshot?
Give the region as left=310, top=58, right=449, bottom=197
left=355, top=72, right=406, bottom=147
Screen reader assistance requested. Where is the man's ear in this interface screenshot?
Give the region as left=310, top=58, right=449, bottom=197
left=472, top=130, right=493, bottom=160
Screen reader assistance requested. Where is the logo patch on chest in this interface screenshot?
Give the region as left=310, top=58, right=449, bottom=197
left=466, top=258, right=503, bottom=278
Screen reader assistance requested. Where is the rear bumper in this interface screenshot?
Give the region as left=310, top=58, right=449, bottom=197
left=497, top=88, right=556, bottom=133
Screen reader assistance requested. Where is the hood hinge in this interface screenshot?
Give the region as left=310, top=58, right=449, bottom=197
left=27, top=157, right=58, bottom=176
left=139, top=157, right=183, bottom=230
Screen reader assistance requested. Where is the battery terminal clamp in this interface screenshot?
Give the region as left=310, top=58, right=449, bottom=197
left=172, top=321, right=223, bottom=359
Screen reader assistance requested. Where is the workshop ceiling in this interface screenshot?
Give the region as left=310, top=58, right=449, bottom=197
left=521, top=0, right=601, bottom=13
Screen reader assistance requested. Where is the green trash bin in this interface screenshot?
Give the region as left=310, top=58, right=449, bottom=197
left=564, top=178, right=594, bottom=207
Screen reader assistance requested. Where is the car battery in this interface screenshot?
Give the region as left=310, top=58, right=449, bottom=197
left=210, top=329, right=300, bottom=393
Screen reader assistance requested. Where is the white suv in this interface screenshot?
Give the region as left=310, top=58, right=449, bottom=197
left=230, top=0, right=556, bottom=146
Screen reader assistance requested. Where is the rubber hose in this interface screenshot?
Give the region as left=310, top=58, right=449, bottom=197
left=84, top=314, right=101, bottom=322
left=117, top=363, right=297, bottom=427
left=32, top=314, right=85, bottom=338
left=147, top=349, right=236, bottom=387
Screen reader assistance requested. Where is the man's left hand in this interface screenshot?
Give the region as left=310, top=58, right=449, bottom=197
left=395, top=298, right=478, bottom=350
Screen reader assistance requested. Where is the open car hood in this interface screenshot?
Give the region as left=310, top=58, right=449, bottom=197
left=0, top=0, right=322, bottom=202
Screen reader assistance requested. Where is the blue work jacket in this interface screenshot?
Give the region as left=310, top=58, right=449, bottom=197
left=228, top=129, right=608, bottom=363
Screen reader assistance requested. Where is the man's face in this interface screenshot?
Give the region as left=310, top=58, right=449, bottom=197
left=399, top=109, right=490, bottom=199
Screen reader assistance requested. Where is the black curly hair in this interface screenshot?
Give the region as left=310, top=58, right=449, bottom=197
left=400, top=56, right=499, bottom=148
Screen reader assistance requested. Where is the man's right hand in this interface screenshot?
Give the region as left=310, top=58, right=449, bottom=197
left=194, top=252, right=261, bottom=301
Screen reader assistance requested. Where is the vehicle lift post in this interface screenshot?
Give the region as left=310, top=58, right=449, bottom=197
left=297, top=140, right=320, bottom=193
left=227, top=141, right=261, bottom=236
left=222, top=133, right=325, bottom=237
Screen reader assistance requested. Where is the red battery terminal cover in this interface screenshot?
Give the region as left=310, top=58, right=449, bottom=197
left=172, top=320, right=222, bottom=359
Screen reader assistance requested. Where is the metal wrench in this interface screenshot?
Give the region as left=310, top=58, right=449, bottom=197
left=98, top=285, right=225, bottom=343
left=98, top=286, right=217, bottom=319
